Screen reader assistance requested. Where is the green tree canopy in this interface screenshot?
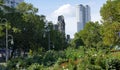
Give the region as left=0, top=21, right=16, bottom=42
left=0, top=0, right=4, bottom=4
left=100, top=0, right=120, bottom=23
left=101, top=0, right=120, bottom=47
left=78, top=22, right=103, bottom=49
left=16, top=2, right=38, bottom=14
left=103, top=22, right=120, bottom=46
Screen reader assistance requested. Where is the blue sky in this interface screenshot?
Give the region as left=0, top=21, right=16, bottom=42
left=25, top=0, right=106, bottom=38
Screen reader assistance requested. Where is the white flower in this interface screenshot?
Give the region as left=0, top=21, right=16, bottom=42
left=62, top=66, right=65, bottom=69
left=64, top=68, right=69, bottom=70
left=94, top=54, right=97, bottom=56
left=92, top=54, right=97, bottom=57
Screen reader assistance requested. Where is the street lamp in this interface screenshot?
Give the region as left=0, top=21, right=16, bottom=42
left=0, top=18, right=14, bottom=62
left=8, top=35, right=14, bottom=45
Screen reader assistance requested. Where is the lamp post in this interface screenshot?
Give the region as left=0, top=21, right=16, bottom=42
left=0, top=18, right=8, bottom=62
left=8, top=35, right=14, bottom=45
left=0, top=18, right=14, bottom=62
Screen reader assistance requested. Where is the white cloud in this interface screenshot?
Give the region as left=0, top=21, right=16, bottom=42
left=52, top=4, right=75, bottom=17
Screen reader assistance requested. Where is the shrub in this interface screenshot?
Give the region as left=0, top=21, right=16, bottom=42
left=7, top=58, right=22, bottom=70
left=6, top=55, right=43, bottom=69
left=0, top=65, right=6, bottom=70
left=65, top=47, right=82, bottom=60
left=27, top=63, right=45, bottom=70
left=76, top=48, right=108, bottom=69
left=42, top=50, right=59, bottom=66
left=108, top=58, right=120, bottom=70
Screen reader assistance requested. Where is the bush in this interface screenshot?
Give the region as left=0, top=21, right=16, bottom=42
left=6, top=55, right=43, bottom=69
left=65, top=47, right=82, bottom=60
left=7, top=47, right=120, bottom=70
left=27, top=63, right=45, bottom=70
left=7, top=58, right=22, bottom=70
left=0, top=65, right=6, bottom=70
left=42, top=50, right=59, bottom=66
left=6, top=50, right=66, bottom=69
left=76, top=48, right=108, bottom=69
left=108, top=58, right=120, bottom=70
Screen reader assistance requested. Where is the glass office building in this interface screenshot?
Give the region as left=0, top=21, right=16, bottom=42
left=76, top=4, right=91, bottom=32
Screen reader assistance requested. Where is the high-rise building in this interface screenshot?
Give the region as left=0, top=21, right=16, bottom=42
left=57, top=15, right=65, bottom=34
left=4, top=0, right=24, bottom=8
left=76, top=4, right=91, bottom=32
left=53, top=15, right=66, bottom=35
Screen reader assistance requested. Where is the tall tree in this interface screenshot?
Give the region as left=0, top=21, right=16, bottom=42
left=0, top=2, right=45, bottom=57
left=70, top=33, right=84, bottom=48
left=100, top=0, right=120, bottom=47
left=78, top=22, right=103, bottom=49
left=103, top=22, right=120, bottom=46
left=100, top=0, right=120, bottom=23
left=16, top=2, right=38, bottom=14
left=43, top=21, right=68, bottom=50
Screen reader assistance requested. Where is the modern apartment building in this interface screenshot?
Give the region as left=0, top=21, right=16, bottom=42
left=76, top=4, right=91, bottom=32
left=4, top=0, right=24, bottom=8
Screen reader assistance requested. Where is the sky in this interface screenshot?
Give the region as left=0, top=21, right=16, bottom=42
left=25, top=0, right=106, bottom=38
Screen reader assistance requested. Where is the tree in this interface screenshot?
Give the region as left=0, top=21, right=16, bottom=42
left=70, top=33, right=84, bottom=48
left=43, top=21, right=68, bottom=50
left=78, top=22, right=103, bottom=49
left=13, top=3, right=45, bottom=55
left=100, top=0, right=120, bottom=23
left=50, top=30, right=68, bottom=50
left=0, top=1, right=68, bottom=58
left=0, top=2, right=46, bottom=57
left=103, top=22, right=120, bottom=46
left=16, top=2, right=38, bottom=14
left=100, top=0, right=120, bottom=47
